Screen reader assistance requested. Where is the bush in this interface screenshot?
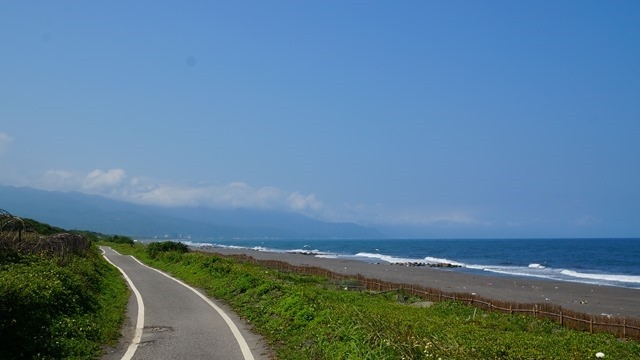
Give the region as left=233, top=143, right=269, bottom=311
left=106, top=235, right=135, bottom=245
left=0, top=248, right=128, bottom=359
left=21, top=218, right=66, bottom=236
left=146, top=241, right=189, bottom=258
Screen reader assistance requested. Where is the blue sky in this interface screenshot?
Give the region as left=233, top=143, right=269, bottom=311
left=1, top=1, right=639, bottom=238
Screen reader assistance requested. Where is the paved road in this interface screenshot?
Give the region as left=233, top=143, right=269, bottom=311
left=100, top=247, right=268, bottom=360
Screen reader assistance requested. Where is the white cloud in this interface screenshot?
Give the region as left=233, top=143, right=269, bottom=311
left=32, top=168, right=322, bottom=213
left=0, top=132, right=13, bottom=155
left=83, top=169, right=127, bottom=192
left=18, top=170, right=337, bottom=224
left=128, top=181, right=307, bottom=211
left=109, top=177, right=322, bottom=215
left=17, top=167, right=498, bottom=230
left=42, top=170, right=81, bottom=190
left=287, top=192, right=323, bottom=211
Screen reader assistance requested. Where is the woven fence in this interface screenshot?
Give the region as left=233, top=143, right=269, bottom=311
left=215, top=252, right=640, bottom=341
left=1, top=209, right=91, bottom=260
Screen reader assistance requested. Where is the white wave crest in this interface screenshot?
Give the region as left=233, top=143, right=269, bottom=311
left=560, top=270, right=640, bottom=284
left=287, top=248, right=334, bottom=256
left=315, top=254, right=339, bottom=259
left=355, top=252, right=427, bottom=264
left=354, top=252, right=465, bottom=266
left=180, top=241, right=214, bottom=248
left=425, top=257, right=465, bottom=267
left=528, top=263, right=546, bottom=269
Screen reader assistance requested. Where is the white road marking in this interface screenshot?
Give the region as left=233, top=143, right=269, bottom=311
left=100, top=247, right=145, bottom=360
left=129, top=256, right=256, bottom=360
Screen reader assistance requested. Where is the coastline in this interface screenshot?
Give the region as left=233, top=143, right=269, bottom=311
left=197, top=247, right=640, bottom=319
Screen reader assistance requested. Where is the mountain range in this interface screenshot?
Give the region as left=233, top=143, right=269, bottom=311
left=0, top=185, right=384, bottom=240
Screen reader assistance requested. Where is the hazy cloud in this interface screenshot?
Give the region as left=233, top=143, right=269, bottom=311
left=14, top=166, right=498, bottom=229
left=0, top=132, right=13, bottom=155
left=43, top=170, right=80, bottom=190
left=126, top=181, right=268, bottom=208
left=287, top=192, right=323, bottom=211
left=19, top=167, right=339, bottom=221
left=129, top=181, right=309, bottom=211
left=83, top=169, right=127, bottom=192
left=70, top=171, right=325, bottom=215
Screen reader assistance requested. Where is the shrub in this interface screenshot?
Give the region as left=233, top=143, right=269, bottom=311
left=106, top=235, right=135, bottom=245
left=146, top=241, right=189, bottom=258
left=21, top=218, right=65, bottom=236
left=0, top=248, right=128, bottom=359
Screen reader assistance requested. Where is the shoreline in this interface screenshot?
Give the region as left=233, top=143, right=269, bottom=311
left=196, top=247, right=640, bottom=319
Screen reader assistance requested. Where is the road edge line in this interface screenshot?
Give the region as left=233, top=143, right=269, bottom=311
left=100, top=247, right=145, bottom=360
left=129, top=256, right=256, bottom=360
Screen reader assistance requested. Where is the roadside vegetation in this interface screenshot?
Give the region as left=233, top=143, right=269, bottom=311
left=0, top=213, right=129, bottom=359
left=107, top=241, right=640, bottom=359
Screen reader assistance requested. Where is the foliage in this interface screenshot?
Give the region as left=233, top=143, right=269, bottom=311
left=109, top=243, right=640, bottom=359
left=146, top=240, right=189, bottom=258
left=0, top=247, right=129, bottom=359
left=21, top=218, right=66, bottom=236
left=104, top=235, right=135, bottom=245
left=0, top=212, right=129, bottom=360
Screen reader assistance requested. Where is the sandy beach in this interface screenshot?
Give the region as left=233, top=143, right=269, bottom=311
left=198, top=247, right=640, bottom=320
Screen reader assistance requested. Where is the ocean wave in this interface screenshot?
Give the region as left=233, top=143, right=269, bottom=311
left=286, top=248, right=334, bottom=256
left=180, top=241, right=217, bottom=248
left=181, top=241, right=271, bottom=252
left=354, top=252, right=422, bottom=264
left=528, top=263, right=546, bottom=269
left=470, top=265, right=558, bottom=281
left=560, top=270, right=640, bottom=284
left=315, top=254, right=339, bottom=259
left=467, top=264, right=640, bottom=287
left=251, top=246, right=271, bottom=252
left=181, top=239, right=640, bottom=289
left=354, top=252, right=464, bottom=266
left=424, top=257, right=465, bottom=267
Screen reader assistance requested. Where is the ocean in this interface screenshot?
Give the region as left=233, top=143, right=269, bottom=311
left=183, top=238, right=640, bottom=289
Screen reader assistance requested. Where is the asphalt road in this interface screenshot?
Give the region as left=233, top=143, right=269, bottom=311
left=100, top=247, right=269, bottom=360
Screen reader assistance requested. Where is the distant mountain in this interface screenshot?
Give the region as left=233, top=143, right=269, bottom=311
left=0, top=185, right=385, bottom=239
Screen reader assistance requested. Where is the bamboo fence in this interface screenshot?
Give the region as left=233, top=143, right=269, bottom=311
left=1, top=209, right=91, bottom=260
left=216, top=252, right=640, bottom=341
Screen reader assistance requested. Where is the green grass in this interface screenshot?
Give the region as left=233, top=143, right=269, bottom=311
left=106, top=242, right=640, bottom=359
left=0, top=247, right=129, bottom=359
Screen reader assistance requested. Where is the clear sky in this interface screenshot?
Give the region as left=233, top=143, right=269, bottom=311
left=1, top=1, right=639, bottom=238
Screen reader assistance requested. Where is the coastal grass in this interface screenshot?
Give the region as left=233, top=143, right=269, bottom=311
left=0, top=245, right=129, bottom=359
left=107, top=242, right=640, bottom=359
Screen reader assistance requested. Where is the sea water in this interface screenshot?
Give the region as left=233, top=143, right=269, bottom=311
left=183, top=238, right=640, bottom=289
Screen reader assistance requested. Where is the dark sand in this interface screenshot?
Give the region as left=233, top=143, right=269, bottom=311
left=200, top=247, right=640, bottom=319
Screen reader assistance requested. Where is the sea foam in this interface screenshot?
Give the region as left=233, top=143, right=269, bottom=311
left=561, top=270, right=640, bottom=284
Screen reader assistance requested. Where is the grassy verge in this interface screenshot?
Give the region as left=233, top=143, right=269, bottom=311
left=106, top=242, right=640, bottom=359
left=0, top=246, right=129, bottom=359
